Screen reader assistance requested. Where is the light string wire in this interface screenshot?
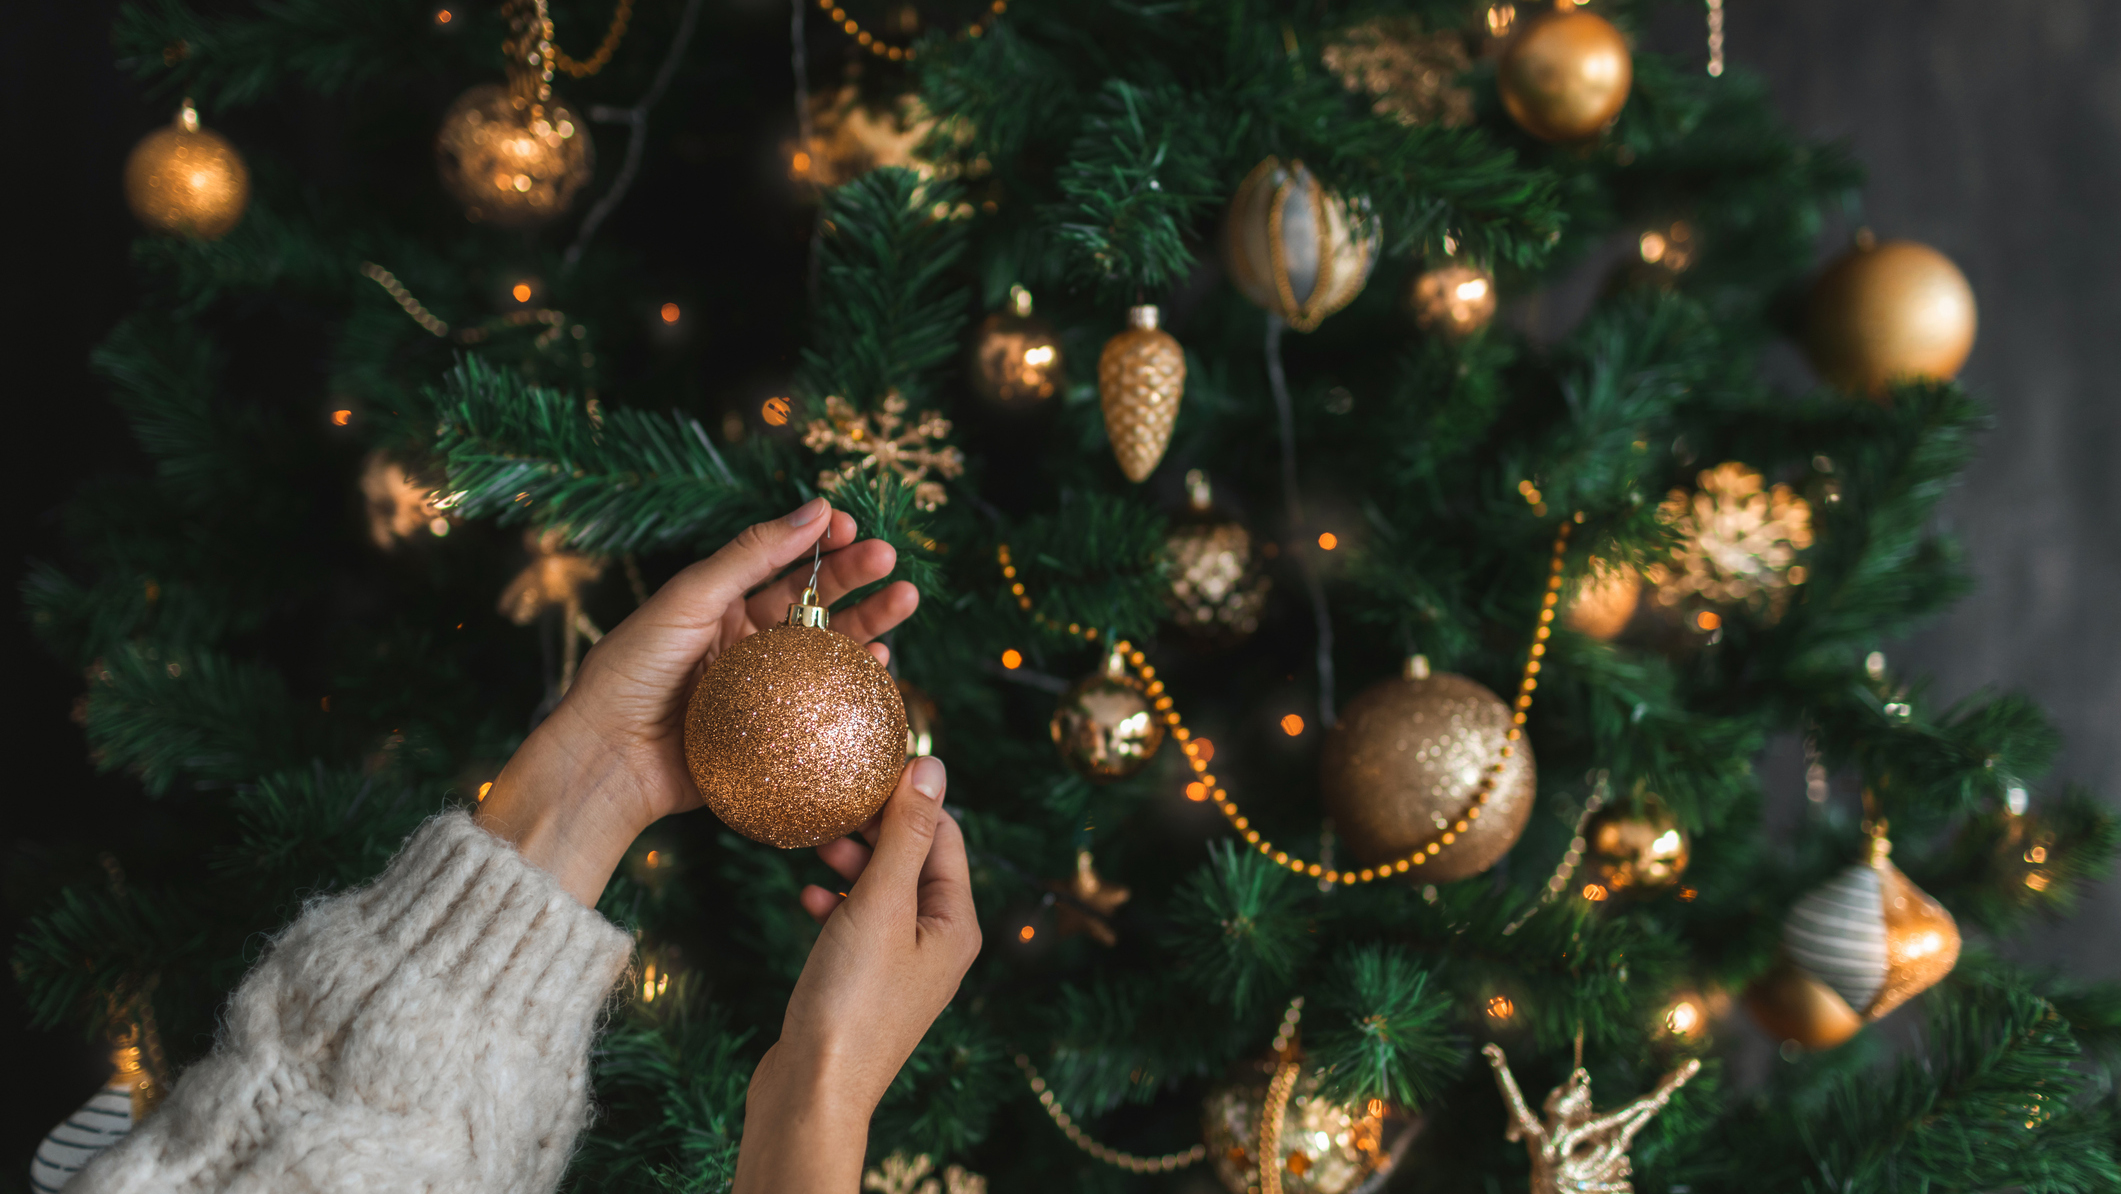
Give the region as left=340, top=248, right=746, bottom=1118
left=1264, top=314, right=1337, bottom=729
left=562, top=0, right=709, bottom=270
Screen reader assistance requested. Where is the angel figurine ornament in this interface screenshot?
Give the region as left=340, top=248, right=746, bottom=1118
left=1481, top=1043, right=1700, bottom=1194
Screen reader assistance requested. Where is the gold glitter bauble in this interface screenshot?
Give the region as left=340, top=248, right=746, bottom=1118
left=1804, top=239, right=1977, bottom=397
left=1202, top=1059, right=1391, bottom=1194
left=1163, top=471, right=1271, bottom=641
left=435, top=83, right=595, bottom=228
left=1409, top=263, right=1497, bottom=337
left=1647, top=462, right=1813, bottom=621
left=1583, top=802, right=1689, bottom=892
left=1098, top=305, right=1186, bottom=483
left=1748, top=833, right=1960, bottom=1049
left=683, top=605, right=907, bottom=848
left=124, top=102, right=250, bottom=240
left=1224, top=157, right=1380, bottom=333
left=968, top=286, right=1062, bottom=406
left=1323, top=16, right=1475, bottom=129
left=1564, top=558, right=1640, bottom=641
left=1497, top=10, right=1633, bottom=143
left=1319, top=663, right=1536, bottom=883
left=1050, top=654, right=1165, bottom=783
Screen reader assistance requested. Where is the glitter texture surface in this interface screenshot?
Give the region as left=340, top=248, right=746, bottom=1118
left=683, top=623, right=908, bottom=848
left=1320, top=671, right=1537, bottom=883
left=1202, top=1063, right=1390, bottom=1194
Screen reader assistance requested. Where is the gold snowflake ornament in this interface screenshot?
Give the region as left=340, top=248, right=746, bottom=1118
left=1647, top=461, right=1814, bottom=617
left=803, top=391, right=964, bottom=511
left=862, top=1153, right=987, bottom=1194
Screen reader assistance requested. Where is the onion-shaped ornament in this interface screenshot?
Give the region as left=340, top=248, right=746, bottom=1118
left=1050, top=650, right=1165, bottom=782
left=1224, top=157, right=1381, bottom=332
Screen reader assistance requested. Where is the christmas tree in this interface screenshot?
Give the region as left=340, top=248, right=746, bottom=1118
left=20, top=0, right=2121, bottom=1190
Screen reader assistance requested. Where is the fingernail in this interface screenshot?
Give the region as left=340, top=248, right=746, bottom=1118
left=786, top=497, right=828, bottom=527
left=911, top=756, right=946, bottom=801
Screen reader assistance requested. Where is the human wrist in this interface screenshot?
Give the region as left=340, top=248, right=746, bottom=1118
left=475, top=704, right=651, bottom=906
left=735, top=1041, right=872, bottom=1192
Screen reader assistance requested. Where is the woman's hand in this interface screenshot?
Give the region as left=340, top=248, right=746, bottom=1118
left=733, top=756, right=982, bottom=1193
left=477, top=498, right=920, bottom=905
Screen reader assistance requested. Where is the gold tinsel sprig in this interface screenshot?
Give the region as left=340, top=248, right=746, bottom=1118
left=1647, top=461, right=1814, bottom=617
left=803, top=391, right=964, bottom=511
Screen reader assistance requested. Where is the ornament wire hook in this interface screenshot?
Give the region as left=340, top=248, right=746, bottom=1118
left=802, top=535, right=824, bottom=604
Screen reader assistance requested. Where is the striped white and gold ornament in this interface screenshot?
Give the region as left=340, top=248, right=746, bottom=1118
left=1746, top=828, right=1961, bottom=1050
left=1223, top=157, right=1381, bottom=333
left=31, top=1037, right=159, bottom=1193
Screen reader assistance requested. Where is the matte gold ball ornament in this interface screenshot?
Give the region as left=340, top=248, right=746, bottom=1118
left=1050, top=650, right=1166, bottom=782
left=1319, top=656, right=1537, bottom=883
left=1583, top=800, right=1689, bottom=893
left=683, top=586, right=907, bottom=848
left=1745, top=825, right=1962, bottom=1050
left=1225, top=157, right=1381, bottom=332
left=435, top=82, right=595, bottom=227
left=1497, top=9, right=1634, bottom=143
left=1409, top=262, right=1498, bottom=337
left=968, top=285, right=1062, bottom=406
left=1098, top=305, right=1187, bottom=482
left=1202, top=1059, right=1393, bottom=1194
left=124, top=100, right=250, bottom=240
left=1804, top=237, right=1977, bottom=397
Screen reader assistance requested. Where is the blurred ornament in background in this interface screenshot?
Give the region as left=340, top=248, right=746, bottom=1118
left=898, top=676, right=938, bottom=759
left=968, top=285, right=1062, bottom=406
left=1647, top=462, right=1813, bottom=622
left=1048, top=850, right=1130, bottom=946
left=1323, top=16, right=1475, bottom=128
left=1409, top=262, right=1497, bottom=337
left=1320, top=657, right=1536, bottom=884
left=1225, top=157, right=1381, bottom=332
left=1162, top=471, right=1271, bottom=643
left=862, top=1151, right=989, bottom=1194
left=1804, top=236, right=1977, bottom=397
left=125, top=99, right=250, bottom=239
left=1583, top=799, right=1689, bottom=893
left=435, top=83, right=594, bottom=227
left=1563, top=557, right=1640, bottom=640
left=360, top=451, right=447, bottom=549
left=804, top=391, right=965, bottom=511
left=1051, top=650, right=1165, bottom=782
left=685, top=585, right=907, bottom=848
left=1482, top=1043, right=1699, bottom=1194
left=32, top=1020, right=164, bottom=1192
left=499, top=528, right=607, bottom=626
left=1202, top=1060, right=1392, bottom=1194
left=1745, top=825, right=1961, bottom=1050
left=792, top=79, right=976, bottom=191
left=1496, top=8, right=1633, bottom=143
left=1098, top=305, right=1186, bottom=482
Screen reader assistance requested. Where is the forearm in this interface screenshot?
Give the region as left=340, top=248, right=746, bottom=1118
left=476, top=699, right=650, bottom=907
left=732, top=1042, right=874, bottom=1194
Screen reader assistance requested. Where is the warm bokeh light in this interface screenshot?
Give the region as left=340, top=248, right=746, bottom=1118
left=511, top=282, right=532, bottom=303
left=660, top=303, right=680, bottom=323
left=2027, top=845, right=2048, bottom=864
left=644, top=850, right=661, bottom=869
left=2026, top=871, right=2052, bottom=892
left=477, top=781, right=493, bottom=802
left=1017, top=924, right=1036, bottom=941
left=1280, top=713, right=1305, bottom=736
left=1485, top=994, right=1514, bottom=1020
left=760, top=396, right=792, bottom=426
left=1694, top=610, right=1722, bottom=631
left=1664, top=997, right=1703, bottom=1036
left=434, top=7, right=454, bottom=23
left=1454, top=278, right=1490, bottom=302
left=1001, top=649, right=1023, bottom=670
left=1485, top=3, right=1515, bottom=36
left=1317, top=532, right=1339, bottom=551
left=1640, top=230, right=1668, bottom=263
left=1582, top=883, right=1610, bottom=902
left=1023, top=345, right=1055, bottom=367
left=428, top=517, right=450, bottom=537
left=1185, top=782, right=1208, bottom=802
left=791, top=150, right=812, bottom=177
left=1191, top=737, right=1215, bottom=763
left=330, top=409, right=352, bottom=426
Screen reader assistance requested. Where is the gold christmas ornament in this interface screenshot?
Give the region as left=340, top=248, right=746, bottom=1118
left=435, top=83, right=593, bottom=227
left=1582, top=801, right=1689, bottom=893
left=1202, top=1059, right=1392, bottom=1194
left=683, top=584, right=907, bottom=848
left=802, top=391, right=965, bottom=511
left=1224, top=157, right=1381, bottom=332
left=1163, top=471, right=1271, bottom=641
left=1098, top=305, right=1186, bottom=482
left=1804, top=238, right=1977, bottom=397
left=1564, top=558, right=1640, bottom=640
left=898, top=677, right=938, bottom=759
left=1051, top=650, right=1166, bottom=782
left=1647, top=462, right=1813, bottom=621
left=499, top=529, right=607, bottom=626
left=124, top=100, right=250, bottom=239
left=792, top=81, right=969, bottom=190
left=1409, top=262, right=1498, bottom=338
left=359, top=451, right=445, bottom=549
left=1320, top=658, right=1537, bottom=884
left=1482, top=1043, right=1700, bottom=1194
left=862, top=1152, right=988, bottom=1194
left=1323, top=16, right=1475, bottom=128
left=1496, top=9, right=1634, bottom=143
left=1746, top=827, right=1961, bottom=1050
left=1049, top=849, right=1131, bottom=946
left=968, top=285, right=1062, bottom=406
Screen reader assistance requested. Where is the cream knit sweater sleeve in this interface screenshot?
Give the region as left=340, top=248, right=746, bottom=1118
left=73, top=811, right=634, bottom=1194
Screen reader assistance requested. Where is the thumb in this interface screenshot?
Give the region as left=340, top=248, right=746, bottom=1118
left=851, top=757, right=946, bottom=906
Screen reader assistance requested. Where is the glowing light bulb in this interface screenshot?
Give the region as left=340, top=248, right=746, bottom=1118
left=660, top=303, right=680, bottom=323
left=477, top=782, right=493, bottom=802
left=512, top=282, right=533, bottom=303
left=1281, top=713, right=1305, bottom=736
left=1454, top=278, right=1490, bottom=302
left=1695, top=610, right=1722, bottom=631
left=1022, top=345, right=1054, bottom=367
left=1017, top=924, right=1035, bottom=941
left=1317, top=532, right=1339, bottom=550
left=1486, top=994, right=1514, bottom=1019
left=330, top=409, right=352, bottom=426
left=1001, top=649, right=1023, bottom=669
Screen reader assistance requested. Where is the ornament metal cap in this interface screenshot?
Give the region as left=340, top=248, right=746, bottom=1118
left=785, top=538, right=831, bottom=628
left=177, top=98, right=200, bottom=133
left=1403, top=654, right=1431, bottom=680
left=1126, top=304, right=1161, bottom=330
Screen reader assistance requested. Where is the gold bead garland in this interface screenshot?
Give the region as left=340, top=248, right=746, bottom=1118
left=813, top=0, right=1008, bottom=61
left=547, top=0, right=633, bottom=78
left=1014, top=1054, right=1208, bottom=1173
left=996, top=515, right=1576, bottom=882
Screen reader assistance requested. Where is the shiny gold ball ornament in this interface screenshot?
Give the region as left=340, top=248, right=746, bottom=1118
left=1320, top=657, right=1536, bottom=883
left=683, top=589, right=907, bottom=848
left=1098, top=305, right=1186, bottom=483
left=1224, top=157, right=1381, bottom=332
left=1202, top=1060, right=1392, bottom=1194
left=1409, top=263, right=1498, bottom=337
left=1050, top=651, right=1166, bottom=782
left=435, top=83, right=595, bottom=227
left=968, top=285, right=1062, bottom=406
left=1745, top=829, right=1962, bottom=1050
left=1804, top=238, right=1977, bottom=397
left=1496, top=9, right=1634, bottom=143
left=1583, top=801, right=1689, bottom=892
left=1564, top=558, right=1641, bottom=641
left=124, top=100, right=250, bottom=239
left=1163, top=471, right=1271, bottom=641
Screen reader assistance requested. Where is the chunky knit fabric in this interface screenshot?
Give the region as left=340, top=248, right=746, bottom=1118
left=73, top=812, right=634, bottom=1194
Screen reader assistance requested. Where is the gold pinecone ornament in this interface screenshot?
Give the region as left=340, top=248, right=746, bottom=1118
left=124, top=100, right=250, bottom=240
left=1098, top=305, right=1186, bottom=482
left=1224, top=157, right=1381, bottom=332
left=1163, top=471, right=1271, bottom=642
